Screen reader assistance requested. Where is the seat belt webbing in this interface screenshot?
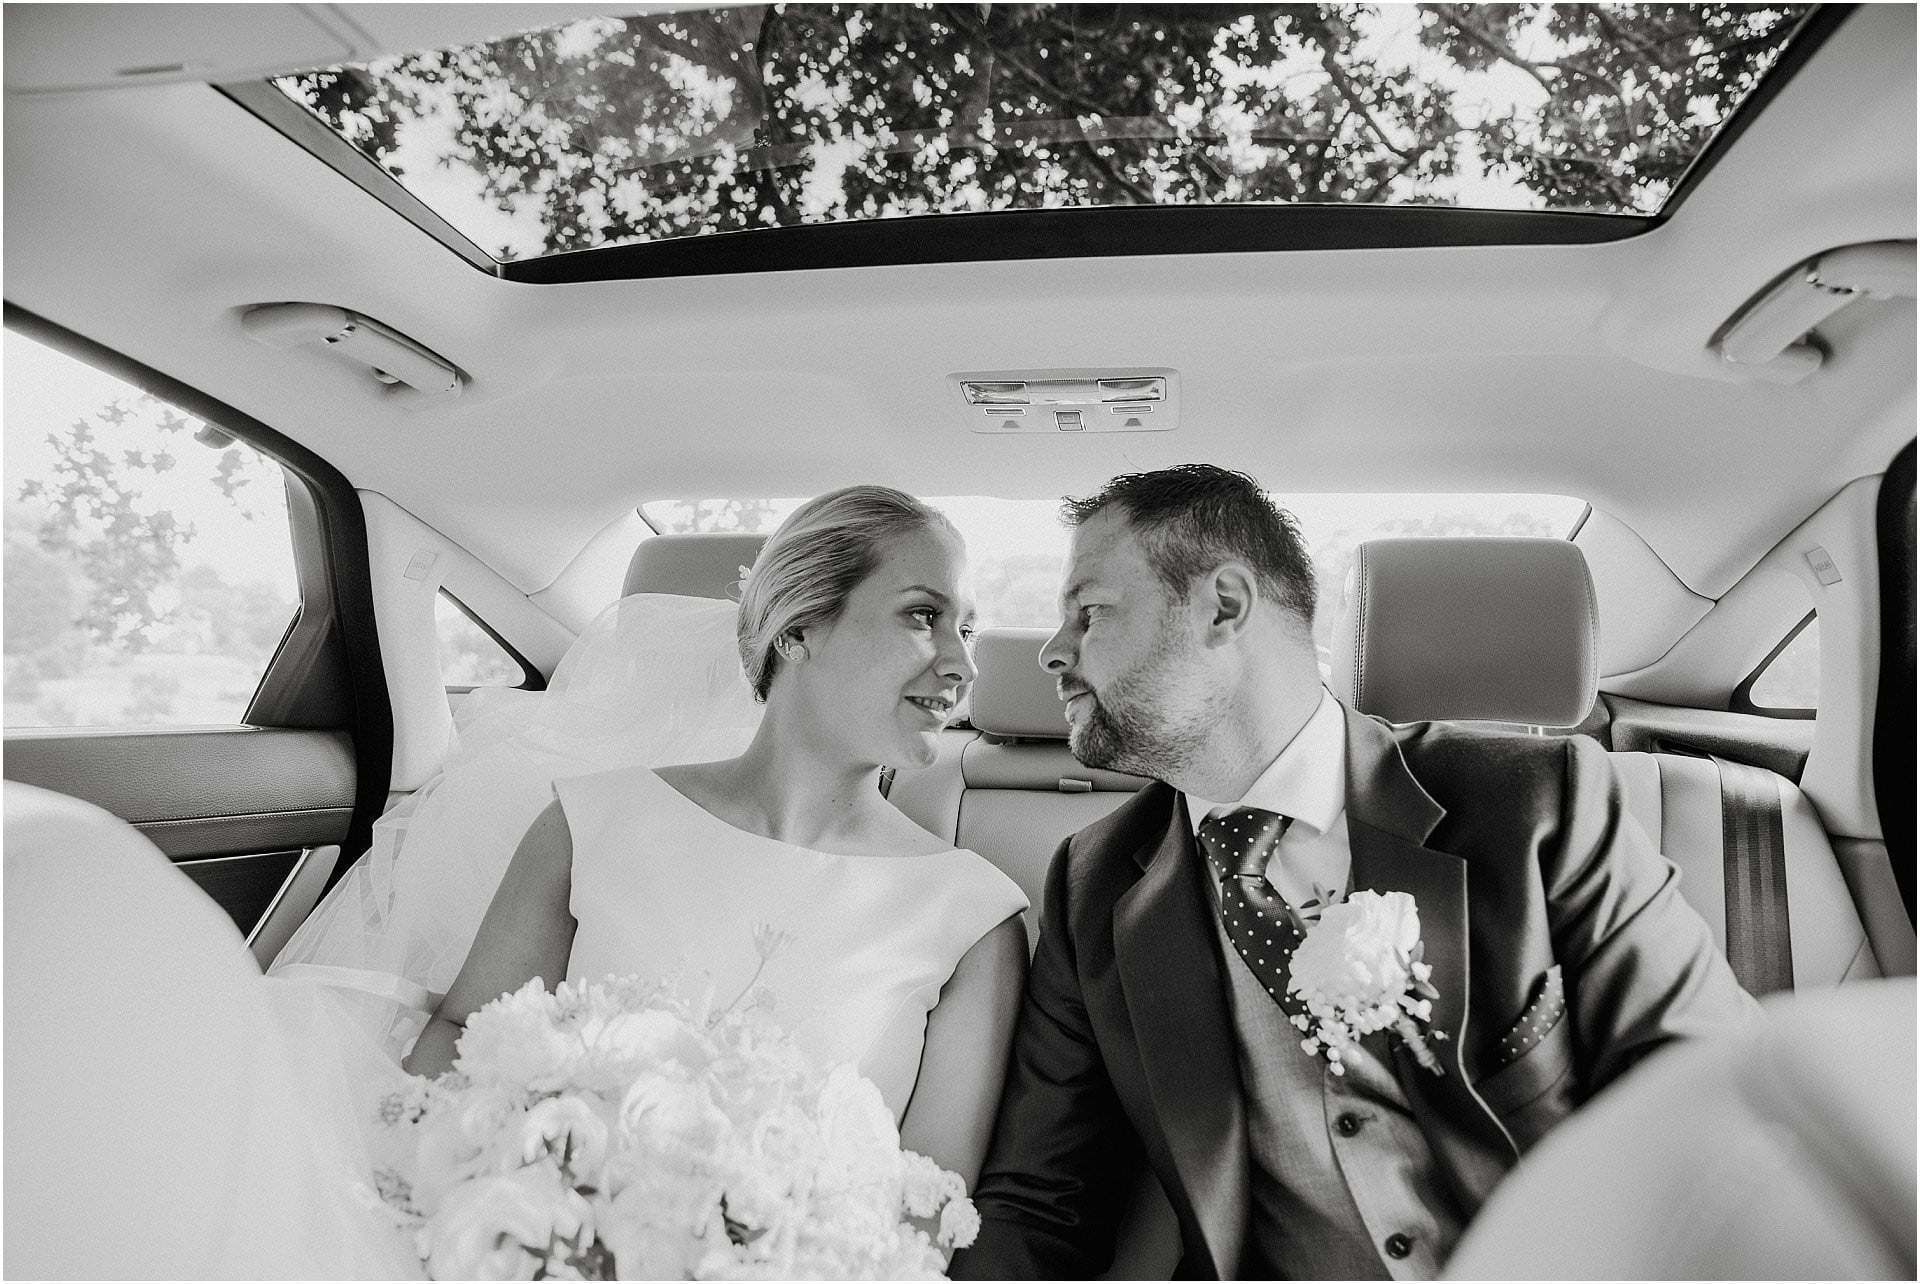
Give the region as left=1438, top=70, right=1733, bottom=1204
left=1712, top=755, right=1794, bottom=996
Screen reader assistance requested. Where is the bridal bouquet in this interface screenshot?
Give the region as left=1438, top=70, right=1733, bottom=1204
left=368, top=972, right=979, bottom=1279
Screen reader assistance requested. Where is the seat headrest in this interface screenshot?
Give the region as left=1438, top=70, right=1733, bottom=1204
left=969, top=627, right=1068, bottom=738
left=623, top=532, right=767, bottom=600
left=1332, top=537, right=1597, bottom=727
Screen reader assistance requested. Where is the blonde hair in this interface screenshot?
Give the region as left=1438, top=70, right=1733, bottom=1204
left=737, top=485, right=956, bottom=700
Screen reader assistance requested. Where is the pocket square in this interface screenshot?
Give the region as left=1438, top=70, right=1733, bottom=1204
left=1492, top=964, right=1565, bottom=1070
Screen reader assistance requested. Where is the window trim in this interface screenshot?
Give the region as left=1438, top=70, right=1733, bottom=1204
left=1872, top=439, right=1915, bottom=924
left=1730, top=609, right=1819, bottom=719
left=3, top=301, right=395, bottom=870
left=436, top=589, right=546, bottom=693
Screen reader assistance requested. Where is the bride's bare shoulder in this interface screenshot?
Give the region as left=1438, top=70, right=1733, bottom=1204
left=650, top=759, right=735, bottom=804
left=865, top=797, right=958, bottom=857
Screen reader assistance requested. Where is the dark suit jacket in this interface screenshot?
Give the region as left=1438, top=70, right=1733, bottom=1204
left=952, top=706, right=1758, bottom=1280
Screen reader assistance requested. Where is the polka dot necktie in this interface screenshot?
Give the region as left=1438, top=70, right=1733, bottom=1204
left=1197, top=806, right=1305, bottom=1018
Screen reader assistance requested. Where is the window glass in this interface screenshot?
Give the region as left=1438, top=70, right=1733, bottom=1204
left=1748, top=616, right=1819, bottom=711
left=642, top=492, right=1586, bottom=675
left=274, top=5, right=1811, bottom=261
left=4, top=332, right=298, bottom=728
left=436, top=592, right=526, bottom=687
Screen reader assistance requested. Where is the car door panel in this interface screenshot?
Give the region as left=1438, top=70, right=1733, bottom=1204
left=3, top=726, right=356, bottom=941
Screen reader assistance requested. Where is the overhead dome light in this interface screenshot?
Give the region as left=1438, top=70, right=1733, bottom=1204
left=951, top=368, right=1178, bottom=435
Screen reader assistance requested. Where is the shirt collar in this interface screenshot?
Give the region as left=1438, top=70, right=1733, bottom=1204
left=1187, top=687, right=1346, bottom=838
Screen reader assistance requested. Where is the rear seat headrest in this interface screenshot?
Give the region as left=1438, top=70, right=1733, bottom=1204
left=1332, top=537, right=1597, bottom=727
left=969, top=628, right=1068, bottom=739
left=623, top=532, right=767, bottom=600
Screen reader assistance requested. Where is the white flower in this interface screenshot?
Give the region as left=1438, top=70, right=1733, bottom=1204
left=620, top=1073, right=731, bottom=1157
left=1286, top=890, right=1447, bottom=1077
left=582, top=1007, right=708, bottom=1073
left=938, top=1195, right=981, bottom=1249
left=1289, top=889, right=1421, bottom=1010
left=456, top=979, right=580, bottom=1092
left=420, top=1164, right=590, bottom=1281
left=814, top=1064, right=901, bottom=1171
left=517, top=1093, right=612, bottom=1181
left=411, top=1087, right=521, bottom=1210
left=598, top=1183, right=717, bottom=1279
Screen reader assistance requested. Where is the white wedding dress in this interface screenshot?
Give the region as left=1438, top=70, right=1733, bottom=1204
left=560, top=765, right=1027, bottom=1120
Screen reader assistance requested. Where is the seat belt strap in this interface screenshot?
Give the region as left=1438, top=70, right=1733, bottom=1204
left=1713, top=755, right=1794, bottom=995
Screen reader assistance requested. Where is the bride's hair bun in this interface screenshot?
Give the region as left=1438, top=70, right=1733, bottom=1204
left=737, top=485, right=956, bottom=701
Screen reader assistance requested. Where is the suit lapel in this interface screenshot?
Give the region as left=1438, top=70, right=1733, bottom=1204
left=1113, top=787, right=1249, bottom=1280
left=1342, top=708, right=1518, bottom=1165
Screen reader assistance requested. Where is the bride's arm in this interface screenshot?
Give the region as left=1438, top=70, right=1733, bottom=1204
left=402, top=799, right=578, bottom=1077
left=898, top=914, right=1030, bottom=1192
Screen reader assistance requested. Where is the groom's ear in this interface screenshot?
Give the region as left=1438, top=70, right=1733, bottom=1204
left=1202, top=562, right=1259, bottom=643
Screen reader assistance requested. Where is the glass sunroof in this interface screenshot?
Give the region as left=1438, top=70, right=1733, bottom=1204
left=272, top=3, right=1812, bottom=263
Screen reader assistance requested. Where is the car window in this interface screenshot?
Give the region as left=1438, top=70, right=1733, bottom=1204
left=4, top=331, right=299, bottom=728
left=642, top=492, right=1586, bottom=671
left=435, top=591, right=528, bottom=688
left=1744, top=613, right=1819, bottom=713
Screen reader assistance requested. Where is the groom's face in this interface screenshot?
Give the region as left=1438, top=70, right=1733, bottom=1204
left=1040, top=508, right=1218, bottom=779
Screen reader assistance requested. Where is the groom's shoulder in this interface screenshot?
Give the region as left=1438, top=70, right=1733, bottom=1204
left=1059, top=781, right=1177, bottom=872
left=1384, top=717, right=1608, bottom=818
left=1032, top=783, right=1177, bottom=933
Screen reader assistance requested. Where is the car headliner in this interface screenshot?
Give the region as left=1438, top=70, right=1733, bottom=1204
left=3, top=4, right=1913, bottom=604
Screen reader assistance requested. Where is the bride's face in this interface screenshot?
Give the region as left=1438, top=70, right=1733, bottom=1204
left=793, top=524, right=978, bottom=769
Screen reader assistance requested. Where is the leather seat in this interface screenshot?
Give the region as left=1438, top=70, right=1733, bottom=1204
left=4, top=782, right=420, bottom=1277
left=1444, top=976, right=1916, bottom=1279
left=1332, top=536, right=1879, bottom=989
left=623, top=529, right=767, bottom=599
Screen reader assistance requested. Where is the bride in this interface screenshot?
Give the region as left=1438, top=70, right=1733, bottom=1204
left=9, top=485, right=1028, bottom=1279
left=403, top=484, right=1029, bottom=1189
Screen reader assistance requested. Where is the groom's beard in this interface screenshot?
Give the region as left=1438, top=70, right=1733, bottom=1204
left=1070, top=691, right=1205, bottom=779
left=1066, top=633, right=1215, bottom=781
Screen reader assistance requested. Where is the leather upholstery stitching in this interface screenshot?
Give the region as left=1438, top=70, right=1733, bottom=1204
left=1575, top=545, right=1600, bottom=721
left=130, top=805, right=355, bottom=829
left=1350, top=546, right=1370, bottom=710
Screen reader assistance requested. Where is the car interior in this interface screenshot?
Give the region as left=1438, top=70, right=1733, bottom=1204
left=3, top=3, right=1914, bottom=1278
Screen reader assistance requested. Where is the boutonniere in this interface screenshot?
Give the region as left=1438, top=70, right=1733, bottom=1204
left=1286, top=888, right=1448, bottom=1076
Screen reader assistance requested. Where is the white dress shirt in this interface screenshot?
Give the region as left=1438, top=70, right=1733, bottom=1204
left=1186, top=687, right=1350, bottom=911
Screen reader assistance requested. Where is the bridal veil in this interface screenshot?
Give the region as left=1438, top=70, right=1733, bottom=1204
left=268, top=592, right=763, bottom=1058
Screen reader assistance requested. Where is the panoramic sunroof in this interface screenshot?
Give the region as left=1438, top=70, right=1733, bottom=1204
left=271, top=3, right=1813, bottom=264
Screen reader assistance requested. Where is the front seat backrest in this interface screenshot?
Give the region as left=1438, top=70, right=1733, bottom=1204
left=1333, top=537, right=1877, bottom=990
left=623, top=531, right=767, bottom=599
left=4, top=783, right=421, bottom=1277
left=1333, top=536, right=1598, bottom=728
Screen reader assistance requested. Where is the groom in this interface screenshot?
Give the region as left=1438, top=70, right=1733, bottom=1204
left=951, top=465, right=1757, bottom=1281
